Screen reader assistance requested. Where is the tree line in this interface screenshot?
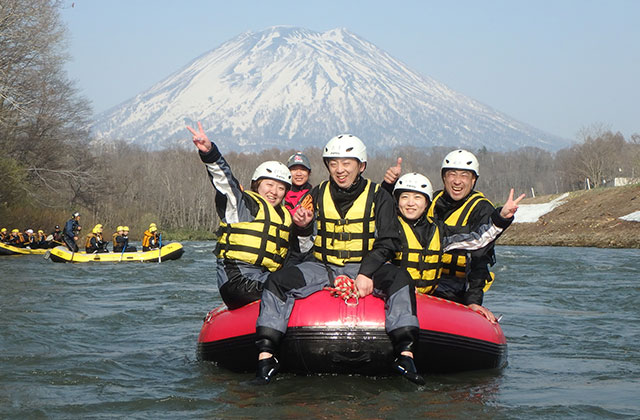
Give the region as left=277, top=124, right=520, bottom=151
left=1, top=1, right=639, bottom=240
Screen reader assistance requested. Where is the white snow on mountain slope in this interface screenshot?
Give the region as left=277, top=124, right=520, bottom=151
left=92, top=26, right=569, bottom=152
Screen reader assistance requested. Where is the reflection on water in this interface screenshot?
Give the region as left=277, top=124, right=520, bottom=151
left=1, top=243, right=639, bottom=418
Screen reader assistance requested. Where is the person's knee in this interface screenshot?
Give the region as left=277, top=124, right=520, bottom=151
left=264, top=267, right=306, bottom=301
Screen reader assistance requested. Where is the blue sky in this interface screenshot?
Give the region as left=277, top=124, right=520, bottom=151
left=61, top=0, right=639, bottom=141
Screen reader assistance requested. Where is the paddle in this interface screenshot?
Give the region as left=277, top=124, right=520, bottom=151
left=158, top=233, right=162, bottom=264
left=119, top=238, right=128, bottom=262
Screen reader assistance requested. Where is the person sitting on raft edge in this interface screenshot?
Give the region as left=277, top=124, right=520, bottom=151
left=187, top=121, right=303, bottom=311
left=383, top=171, right=523, bottom=313
left=253, top=134, right=427, bottom=386
left=382, top=150, right=522, bottom=322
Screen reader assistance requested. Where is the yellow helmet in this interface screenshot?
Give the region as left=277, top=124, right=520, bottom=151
left=38, top=229, right=44, bottom=234
left=92, top=225, right=102, bottom=234
left=1, top=228, right=6, bottom=233
left=123, top=226, right=130, bottom=231
left=150, top=226, right=157, bottom=233
left=12, top=228, right=19, bottom=233
left=116, top=226, right=124, bottom=231
left=149, top=223, right=157, bottom=228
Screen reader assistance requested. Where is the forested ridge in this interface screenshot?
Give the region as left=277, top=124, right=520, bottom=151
left=2, top=1, right=639, bottom=240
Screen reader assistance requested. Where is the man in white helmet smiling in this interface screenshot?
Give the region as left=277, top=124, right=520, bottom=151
left=187, top=122, right=295, bottom=310
left=427, top=149, right=505, bottom=322
left=254, top=134, right=427, bottom=385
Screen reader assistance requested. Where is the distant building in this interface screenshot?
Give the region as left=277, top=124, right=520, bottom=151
left=614, top=177, right=640, bottom=187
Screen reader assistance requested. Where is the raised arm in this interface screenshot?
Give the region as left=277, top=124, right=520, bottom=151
left=383, top=157, right=403, bottom=185
left=186, top=121, right=213, bottom=154
left=499, top=188, right=525, bottom=219
left=442, top=189, right=524, bottom=253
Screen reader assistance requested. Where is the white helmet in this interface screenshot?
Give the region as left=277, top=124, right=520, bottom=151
left=251, top=161, right=292, bottom=187
left=441, top=149, right=479, bottom=177
left=323, top=134, right=367, bottom=163
left=393, top=173, right=433, bottom=200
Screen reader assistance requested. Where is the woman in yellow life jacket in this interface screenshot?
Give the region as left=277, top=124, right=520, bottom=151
left=7, top=229, right=25, bottom=247
left=86, top=224, right=108, bottom=253
left=187, top=122, right=294, bottom=310
left=142, top=224, right=160, bottom=251
left=388, top=173, right=522, bottom=299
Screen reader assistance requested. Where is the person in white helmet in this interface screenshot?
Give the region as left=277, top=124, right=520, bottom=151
left=389, top=172, right=522, bottom=298
left=254, top=134, right=427, bottom=386
left=187, top=122, right=296, bottom=310
left=382, top=150, right=522, bottom=322
left=429, top=149, right=504, bottom=320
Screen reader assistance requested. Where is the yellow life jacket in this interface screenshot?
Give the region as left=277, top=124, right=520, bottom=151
left=313, top=179, right=378, bottom=266
left=142, top=230, right=154, bottom=248
left=427, top=190, right=495, bottom=288
left=85, top=232, right=103, bottom=249
left=85, top=233, right=96, bottom=249
left=394, top=217, right=442, bottom=294
left=216, top=191, right=292, bottom=272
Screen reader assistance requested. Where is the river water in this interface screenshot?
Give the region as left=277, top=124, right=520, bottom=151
left=1, top=243, right=639, bottom=419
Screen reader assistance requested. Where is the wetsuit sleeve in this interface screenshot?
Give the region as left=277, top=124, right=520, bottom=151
left=358, top=187, right=401, bottom=278
left=380, top=180, right=396, bottom=196
left=463, top=199, right=499, bottom=306
left=442, top=208, right=513, bottom=252
left=199, top=144, right=258, bottom=223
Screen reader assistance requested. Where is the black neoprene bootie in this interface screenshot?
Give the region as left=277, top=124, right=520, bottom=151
left=253, top=357, right=280, bottom=385
left=392, top=355, right=426, bottom=385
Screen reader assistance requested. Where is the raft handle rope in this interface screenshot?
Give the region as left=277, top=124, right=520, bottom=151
left=324, top=275, right=359, bottom=306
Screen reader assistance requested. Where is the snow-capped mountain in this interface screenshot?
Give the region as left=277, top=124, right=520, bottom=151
left=92, top=26, right=567, bottom=152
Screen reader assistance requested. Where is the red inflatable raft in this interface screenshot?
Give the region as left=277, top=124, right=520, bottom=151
left=197, top=291, right=507, bottom=375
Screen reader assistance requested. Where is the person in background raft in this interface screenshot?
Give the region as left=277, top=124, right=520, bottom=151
left=63, top=212, right=81, bottom=252
left=254, top=134, right=425, bottom=386
left=114, top=226, right=137, bottom=253
left=383, top=172, right=523, bottom=307
left=7, top=229, right=25, bottom=247
left=112, top=226, right=124, bottom=251
left=35, top=229, right=48, bottom=248
left=142, top=223, right=161, bottom=251
left=85, top=224, right=109, bottom=253
left=50, top=225, right=63, bottom=247
left=0, top=228, right=8, bottom=242
left=23, top=229, right=36, bottom=248
left=187, top=121, right=296, bottom=311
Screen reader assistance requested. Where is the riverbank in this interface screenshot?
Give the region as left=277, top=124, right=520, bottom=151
left=498, top=184, right=640, bottom=248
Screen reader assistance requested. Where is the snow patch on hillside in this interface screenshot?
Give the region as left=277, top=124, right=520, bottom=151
left=513, top=193, right=569, bottom=223
left=620, top=211, right=640, bottom=222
